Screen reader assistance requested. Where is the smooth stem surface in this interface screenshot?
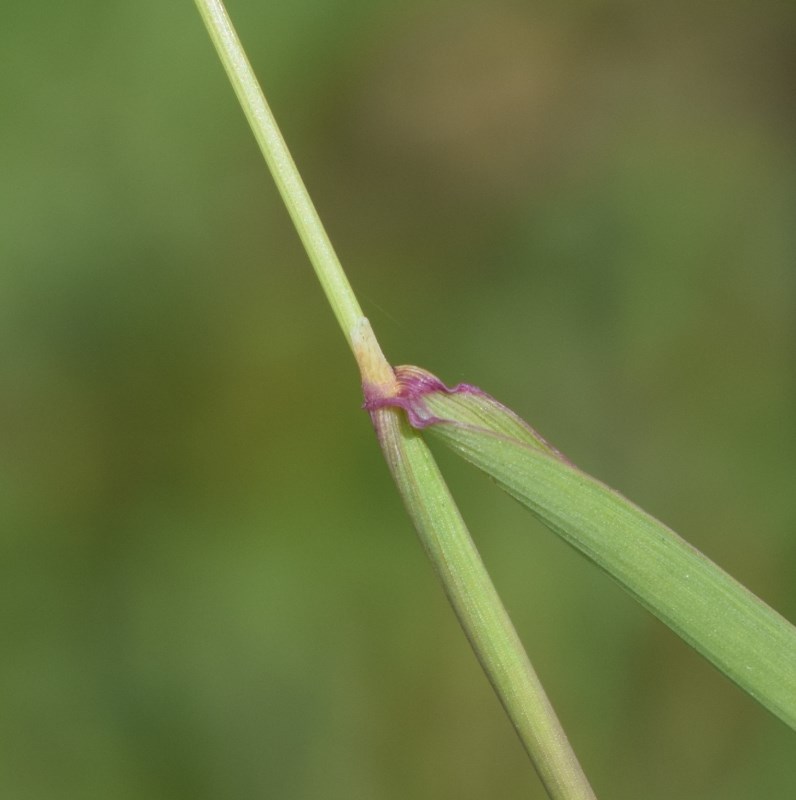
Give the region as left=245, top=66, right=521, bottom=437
left=370, top=408, right=596, bottom=800
left=356, top=322, right=597, bottom=799
left=195, top=3, right=596, bottom=795
left=193, top=0, right=363, bottom=351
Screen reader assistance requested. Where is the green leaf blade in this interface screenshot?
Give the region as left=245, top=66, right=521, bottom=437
left=388, top=366, right=796, bottom=729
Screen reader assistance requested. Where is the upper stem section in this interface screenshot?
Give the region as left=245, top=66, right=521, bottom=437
left=194, top=0, right=364, bottom=351
left=352, top=317, right=399, bottom=400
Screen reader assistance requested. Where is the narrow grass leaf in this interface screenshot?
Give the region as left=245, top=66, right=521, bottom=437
left=366, top=365, right=796, bottom=730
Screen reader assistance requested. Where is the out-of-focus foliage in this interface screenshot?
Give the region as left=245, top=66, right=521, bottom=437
left=1, top=2, right=794, bottom=798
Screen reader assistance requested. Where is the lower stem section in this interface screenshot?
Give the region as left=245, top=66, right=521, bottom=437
left=372, top=407, right=596, bottom=800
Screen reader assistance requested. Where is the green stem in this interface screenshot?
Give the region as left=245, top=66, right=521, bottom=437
left=194, top=3, right=597, bottom=796
left=355, top=322, right=597, bottom=798
left=193, top=0, right=363, bottom=351
left=371, top=405, right=596, bottom=799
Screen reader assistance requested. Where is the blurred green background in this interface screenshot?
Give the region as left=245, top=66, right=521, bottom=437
left=2, top=2, right=795, bottom=798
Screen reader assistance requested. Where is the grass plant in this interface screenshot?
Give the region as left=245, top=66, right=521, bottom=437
left=193, top=1, right=796, bottom=795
